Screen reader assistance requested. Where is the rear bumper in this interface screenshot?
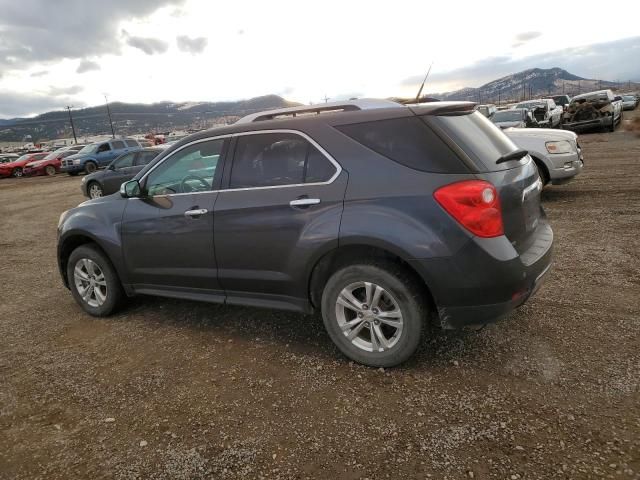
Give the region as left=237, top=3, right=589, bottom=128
left=409, top=219, right=553, bottom=329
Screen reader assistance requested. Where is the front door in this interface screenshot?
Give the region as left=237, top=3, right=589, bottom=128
left=103, top=152, right=137, bottom=193
left=214, top=131, right=347, bottom=308
left=121, top=138, right=228, bottom=297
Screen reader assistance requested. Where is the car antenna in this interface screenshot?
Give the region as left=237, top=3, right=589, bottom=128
left=414, top=62, right=434, bottom=103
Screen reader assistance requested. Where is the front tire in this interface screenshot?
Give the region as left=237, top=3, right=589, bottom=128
left=88, top=181, right=104, bottom=199
left=84, top=161, right=98, bottom=174
left=12, top=167, right=23, bottom=178
left=321, top=263, right=426, bottom=367
left=67, top=244, right=124, bottom=316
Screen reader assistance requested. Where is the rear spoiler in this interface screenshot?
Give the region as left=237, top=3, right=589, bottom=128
left=409, top=101, right=477, bottom=116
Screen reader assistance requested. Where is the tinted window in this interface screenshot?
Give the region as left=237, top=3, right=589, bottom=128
left=336, top=116, right=468, bottom=173
left=112, top=153, right=135, bottom=169
left=230, top=133, right=334, bottom=188
left=111, top=140, right=125, bottom=150
left=96, top=143, right=111, bottom=153
left=430, top=111, right=519, bottom=172
left=135, top=151, right=159, bottom=166
left=145, top=139, right=223, bottom=196
left=125, top=139, right=139, bottom=148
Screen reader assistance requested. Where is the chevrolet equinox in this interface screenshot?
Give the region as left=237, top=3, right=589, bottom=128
left=57, top=100, right=553, bottom=367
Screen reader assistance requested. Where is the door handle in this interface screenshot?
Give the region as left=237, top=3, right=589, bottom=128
left=184, top=208, right=208, bottom=217
left=289, top=198, right=320, bottom=207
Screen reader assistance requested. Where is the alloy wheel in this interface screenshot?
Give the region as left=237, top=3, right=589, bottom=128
left=89, top=184, right=103, bottom=199
left=73, top=258, right=107, bottom=308
left=45, top=165, right=56, bottom=176
left=335, top=281, right=403, bottom=353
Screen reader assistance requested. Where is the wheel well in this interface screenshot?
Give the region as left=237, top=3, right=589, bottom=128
left=59, top=235, right=107, bottom=287
left=531, top=156, right=550, bottom=184
left=308, top=244, right=437, bottom=314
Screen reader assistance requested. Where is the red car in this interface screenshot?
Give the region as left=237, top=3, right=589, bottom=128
left=0, top=152, right=49, bottom=178
left=24, top=150, right=76, bottom=176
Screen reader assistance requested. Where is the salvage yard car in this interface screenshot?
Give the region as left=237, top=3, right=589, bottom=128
left=490, top=108, right=538, bottom=129
left=622, top=95, right=637, bottom=110
left=0, top=152, right=49, bottom=178
left=57, top=100, right=553, bottom=367
left=514, top=99, right=563, bottom=128
left=81, top=147, right=163, bottom=198
left=563, top=90, right=623, bottom=133
left=24, top=149, right=77, bottom=176
left=504, top=128, right=583, bottom=186
left=61, top=138, right=144, bottom=175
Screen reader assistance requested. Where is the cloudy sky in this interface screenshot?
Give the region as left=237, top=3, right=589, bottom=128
left=0, top=0, right=639, bottom=118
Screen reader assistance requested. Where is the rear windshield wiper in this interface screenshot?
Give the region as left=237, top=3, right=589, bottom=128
left=496, top=148, right=528, bottom=164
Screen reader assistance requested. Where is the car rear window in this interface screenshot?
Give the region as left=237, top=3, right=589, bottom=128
left=428, top=111, right=521, bottom=172
left=335, top=116, right=468, bottom=173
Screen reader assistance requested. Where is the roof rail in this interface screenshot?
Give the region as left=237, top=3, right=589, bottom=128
left=235, top=98, right=401, bottom=124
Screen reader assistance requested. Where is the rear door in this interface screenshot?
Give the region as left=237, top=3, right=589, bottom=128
left=122, top=138, right=228, bottom=294
left=214, top=130, right=347, bottom=308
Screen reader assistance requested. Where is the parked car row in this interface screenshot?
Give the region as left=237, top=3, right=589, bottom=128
left=61, top=138, right=145, bottom=175
left=487, top=89, right=638, bottom=134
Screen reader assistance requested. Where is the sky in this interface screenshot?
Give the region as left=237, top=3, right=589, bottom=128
left=0, top=0, right=639, bottom=118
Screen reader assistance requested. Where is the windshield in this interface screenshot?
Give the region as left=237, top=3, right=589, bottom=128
left=16, top=154, right=31, bottom=162
left=492, top=110, right=523, bottom=122
left=623, top=95, right=635, bottom=101
left=77, top=144, right=98, bottom=154
left=44, top=151, right=59, bottom=160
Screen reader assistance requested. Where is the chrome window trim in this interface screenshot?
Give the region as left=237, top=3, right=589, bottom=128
left=134, top=129, right=342, bottom=199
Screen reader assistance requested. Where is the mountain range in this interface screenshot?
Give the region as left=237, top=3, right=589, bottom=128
left=1, top=68, right=637, bottom=143
left=429, top=67, right=628, bottom=103
left=0, top=95, right=298, bottom=143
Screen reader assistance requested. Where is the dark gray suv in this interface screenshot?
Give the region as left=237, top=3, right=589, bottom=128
left=57, top=100, right=553, bottom=367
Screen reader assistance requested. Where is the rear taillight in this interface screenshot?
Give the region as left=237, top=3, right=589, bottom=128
left=433, top=180, right=504, bottom=238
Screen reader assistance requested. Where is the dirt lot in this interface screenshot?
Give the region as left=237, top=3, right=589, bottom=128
left=1, top=111, right=639, bottom=480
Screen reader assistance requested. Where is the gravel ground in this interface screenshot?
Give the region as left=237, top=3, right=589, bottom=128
left=1, top=110, right=639, bottom=480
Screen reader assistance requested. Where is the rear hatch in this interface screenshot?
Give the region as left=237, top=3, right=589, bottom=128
left=417, top=109, right=544, bottom=255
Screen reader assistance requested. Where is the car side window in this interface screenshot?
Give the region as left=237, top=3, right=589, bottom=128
left=112, top=153, right=135, bottom=169
left=144, top=139, right=224, bottom=196
left=125, top=139, right=139, bottom=148
left=96, top=143, right=111, bottom=153
left=229, top=133, right=335, bottom=188
left=135, top=151, right=158, bottom=166
left=111, top=140, right=125, bottom=150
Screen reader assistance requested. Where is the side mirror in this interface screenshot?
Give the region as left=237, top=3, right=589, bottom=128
left=120, top=179, right=141, bottom=198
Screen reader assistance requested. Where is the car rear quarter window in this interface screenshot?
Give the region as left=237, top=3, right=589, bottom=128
left=335, top=116, right=468, bottom=173
left=229, top=133, right=335, bottom=188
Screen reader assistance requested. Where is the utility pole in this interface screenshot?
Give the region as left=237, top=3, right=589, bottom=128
left=65, top=106, right=78, bottom=144
left=104, top=94, right=115, bottom=138
left=322, top=94, right=330, bottom=104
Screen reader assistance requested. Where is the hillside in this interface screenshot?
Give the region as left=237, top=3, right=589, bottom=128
left=0, top=95, right=298, bottom=142
left=430, top=67, right=621, bottom=103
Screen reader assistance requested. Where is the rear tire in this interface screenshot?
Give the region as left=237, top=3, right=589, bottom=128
left=12, top=167, right=23, bottom=178
left=67, top=244, right=124, bottom=317
left=321, top=262, right=426, bottom=367
left=45, top=165, right=56, bottom=176
left=84, top=161, right=98, bottom=174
